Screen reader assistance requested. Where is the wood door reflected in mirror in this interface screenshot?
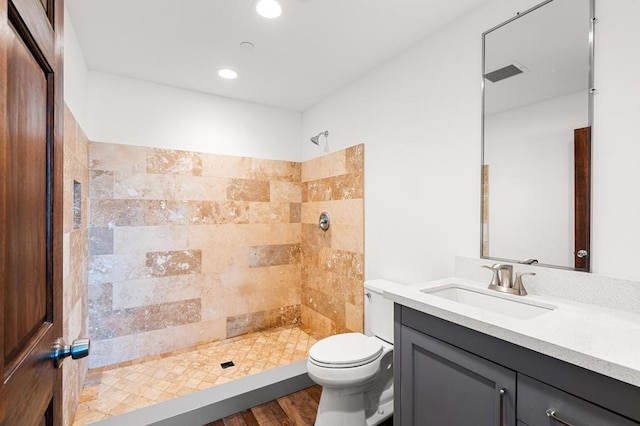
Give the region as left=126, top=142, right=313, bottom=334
left=481, top=0, right=594, bottom=271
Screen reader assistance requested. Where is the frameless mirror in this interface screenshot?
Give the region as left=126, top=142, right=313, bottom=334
left=481, top=0, right=594, bottom=271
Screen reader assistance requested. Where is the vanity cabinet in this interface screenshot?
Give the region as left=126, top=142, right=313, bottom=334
left=517, top=374, right=638, bottom=426
left=400, top=326, right=516, bottom=425
left=394, top=305, right=640, bottom=426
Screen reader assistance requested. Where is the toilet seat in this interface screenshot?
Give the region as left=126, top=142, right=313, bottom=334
left=309, top=333, right=383, bottom=368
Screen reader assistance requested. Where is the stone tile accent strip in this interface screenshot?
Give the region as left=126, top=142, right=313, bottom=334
left=89, top=299, right=202, bottom=340
left=89, top=227, right=114, bottom=256
left=226, top=305, right=301, bottom=338
left=249, top=244, right=301, bottom=268
left=290, top=203, right=301, bottom=223
left=146, top=250, right=202, bottom=277
left=90, top=199, right=146, bottom=227
left=227, top=178, right=270, bottom=202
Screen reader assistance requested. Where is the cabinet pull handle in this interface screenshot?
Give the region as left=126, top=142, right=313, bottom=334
left=499, top=388, right=506, bottom=426
left=546, top=409, right=575, bottom=426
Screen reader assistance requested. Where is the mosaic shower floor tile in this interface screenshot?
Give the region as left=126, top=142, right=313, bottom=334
left=72, top=326, right=317, bottom=425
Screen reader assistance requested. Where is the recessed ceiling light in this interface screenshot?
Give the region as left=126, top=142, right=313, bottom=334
left=256, top=0, right=282, bottom=19
left=218, top=69, right=238, bottom=80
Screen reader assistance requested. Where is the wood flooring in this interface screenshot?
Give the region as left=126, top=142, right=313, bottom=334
left=205, top=385, right=394, bottom=426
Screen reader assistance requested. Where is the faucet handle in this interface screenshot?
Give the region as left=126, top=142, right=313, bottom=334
left=482, top=265, right=501, bottom=287
left=513, top=272, right=536, bottom=296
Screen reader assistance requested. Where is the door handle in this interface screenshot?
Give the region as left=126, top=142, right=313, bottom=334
left=498, top=388, right=506, bottom=426
left=52, top=337, right=90, bottom=368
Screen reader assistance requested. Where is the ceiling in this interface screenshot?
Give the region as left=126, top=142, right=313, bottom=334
left=66, top=0, right=489, bottom=112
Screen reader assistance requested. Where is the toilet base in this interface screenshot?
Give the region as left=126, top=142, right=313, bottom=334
left=314, top=387, right=367, bottom=426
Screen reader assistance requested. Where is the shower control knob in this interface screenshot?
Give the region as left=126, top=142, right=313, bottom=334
left=318, top=212, right=330, bottom=231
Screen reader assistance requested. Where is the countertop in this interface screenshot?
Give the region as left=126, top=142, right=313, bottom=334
left=381, top=277, right=640, bottom=388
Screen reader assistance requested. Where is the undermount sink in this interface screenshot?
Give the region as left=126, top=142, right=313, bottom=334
left=420, top=284, right=556, bottom=319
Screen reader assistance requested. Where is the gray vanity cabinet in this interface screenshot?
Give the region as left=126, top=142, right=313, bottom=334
left=400, top=326, right=516, bottom=426
left=517, top=374, right=638, bottom=426
left=394, top=305, right=640, bottom=426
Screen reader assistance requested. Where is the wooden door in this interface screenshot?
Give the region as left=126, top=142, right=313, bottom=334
left=0, top=0, right=64, bottom=424
left=574, top=127, right=591, bottom=271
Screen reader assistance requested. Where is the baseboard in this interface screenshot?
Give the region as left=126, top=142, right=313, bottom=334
left=91, top=359, right=314, bottom=426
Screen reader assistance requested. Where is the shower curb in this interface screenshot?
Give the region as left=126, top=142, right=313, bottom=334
left=90, top=359, right=314, bottom=425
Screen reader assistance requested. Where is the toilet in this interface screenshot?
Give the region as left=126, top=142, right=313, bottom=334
left=307, top=279, right=395, bottom=426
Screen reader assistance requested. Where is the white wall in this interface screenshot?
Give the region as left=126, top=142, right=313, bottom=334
left=303, top=0, right=640, bottom=283
left=485, top=91, right=587, bottom=267
left=87, top=72, right=303, bottom=161
left=592, top=0, right=640, bottom=280
left=63, top=5, right=89, bottom=130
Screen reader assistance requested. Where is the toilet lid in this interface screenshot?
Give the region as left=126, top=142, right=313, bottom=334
left=309, top=333, right=383, bottom=368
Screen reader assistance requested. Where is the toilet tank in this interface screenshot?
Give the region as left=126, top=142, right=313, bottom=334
left=364, top=279, right=396, bottom=344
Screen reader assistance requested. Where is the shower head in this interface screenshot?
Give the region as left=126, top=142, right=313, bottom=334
left=310, top=131, right=329, bottom=145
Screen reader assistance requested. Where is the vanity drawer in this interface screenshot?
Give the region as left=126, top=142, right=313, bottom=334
left=517, top=374, right=639, bottom=426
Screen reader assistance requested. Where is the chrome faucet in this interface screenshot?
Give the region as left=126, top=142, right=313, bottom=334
left=482, top=264, right=535, bottom=296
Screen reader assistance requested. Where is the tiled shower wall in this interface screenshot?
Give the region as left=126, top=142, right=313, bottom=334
left=87, top=142, right=363, bottom=368
left=301, top=145, right=365, bottom=336
left=88, top=143, right=303, bottom=368
left=62, top=105, right=90, bottom=425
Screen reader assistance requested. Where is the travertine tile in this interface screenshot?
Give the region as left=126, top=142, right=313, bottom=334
left=90, top=142, right=147, bottom=173
left=147, top=148, right=202, bottom=176
left=89, top=227, right=114, bottom=256
left=304, top=178, right=333, bottom=202
left=90, top=199, right=146, bottom=227
left=227, top=178, right=270, bottom=202
left=329, top=224, right=364, bottom=253
left=290, top=202, right=301, bottom=223
left=112, top=225, right=190, bottom=254
left=90, top=170, right=114, bottom=199
left=300, top=145, right=364, bottom=337
left=331, top=171, right=364, bottom=200
left=73, top=327, right=316, bottom=425
left=146, top=250, right=202, bottom=277
left=249, top=244, right=301, bottom=268
left=86, top=142, right=364, bottom=374
left=226, top=305, right=300, bottom=338
left=88, top=253, right=148, bottom=285
left=301, top=150, right=347, bottom=183
left=251, top=158, right=301, bottom=182
left=111, top=274, right=204, bottom=310
left=114, top=172, right=175, bottom=199
left=270, top=181, right=302, bottom=203
left=249, top=202, right=290, bottom=224
left=201, top=153, right=253, bottom=179
left=346, top=143, right=364, bottom=174
left=174, top=175, right=227, bottom=201
left=301, top=199, right=364, bottom=226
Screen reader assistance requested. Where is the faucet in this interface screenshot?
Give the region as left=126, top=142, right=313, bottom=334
left=482, top=264, right=535, bottom=296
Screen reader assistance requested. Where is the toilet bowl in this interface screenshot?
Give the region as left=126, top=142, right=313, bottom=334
left=306, top=280, right=396, bottom=426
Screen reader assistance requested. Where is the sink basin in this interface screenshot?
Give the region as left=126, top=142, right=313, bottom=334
left=421, top=284, right=556, bottom=319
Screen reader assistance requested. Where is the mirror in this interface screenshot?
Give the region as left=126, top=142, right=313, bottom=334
left=481, top=0, right=594, bottom=271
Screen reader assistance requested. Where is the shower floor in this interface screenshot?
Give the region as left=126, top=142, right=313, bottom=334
left=72, top=326, right=317, bottom=425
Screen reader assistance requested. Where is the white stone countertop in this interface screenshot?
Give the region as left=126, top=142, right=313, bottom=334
left=381, top=277, right=640, bottom=388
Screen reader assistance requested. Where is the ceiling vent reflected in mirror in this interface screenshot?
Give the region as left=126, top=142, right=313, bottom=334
left=484, top=63, right=525, bottom=83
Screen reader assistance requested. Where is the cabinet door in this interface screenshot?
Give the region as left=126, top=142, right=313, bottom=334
left=400, top=326, right=516, bottom=426
left=517, top=374, right=639, bottom=426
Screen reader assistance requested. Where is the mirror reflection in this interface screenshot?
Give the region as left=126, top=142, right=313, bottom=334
left=481, top=0, right=593, bottom=271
